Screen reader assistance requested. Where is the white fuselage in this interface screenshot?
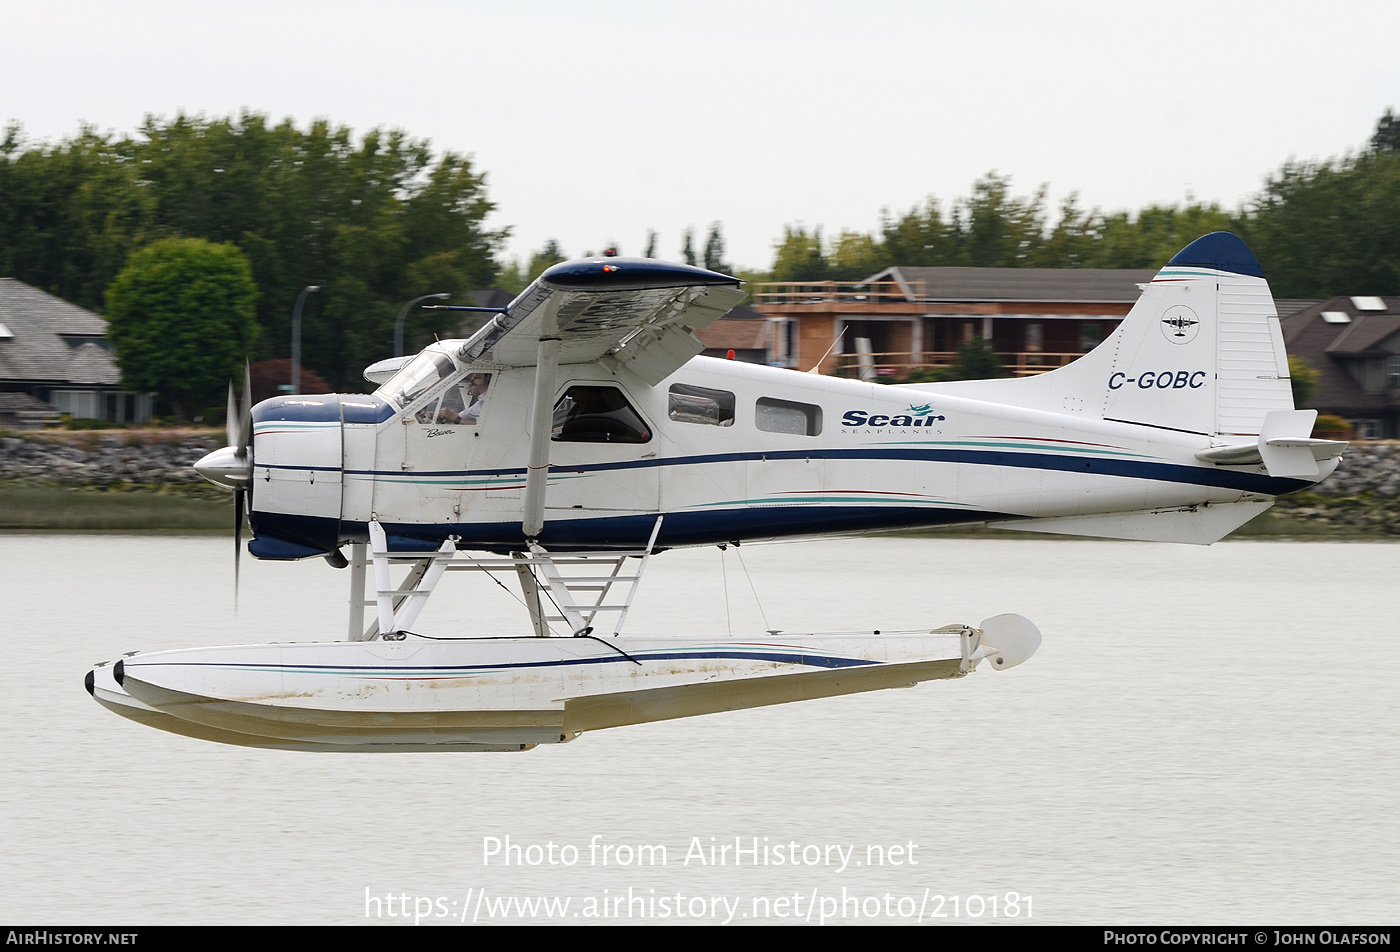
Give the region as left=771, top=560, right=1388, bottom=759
left=246, top=354, right=1329, bottom=557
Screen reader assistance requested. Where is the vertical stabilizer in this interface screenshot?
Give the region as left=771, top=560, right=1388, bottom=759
left=919, top=233, right=1295, bottom=437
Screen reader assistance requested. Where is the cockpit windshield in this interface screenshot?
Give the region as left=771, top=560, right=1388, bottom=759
left=376, top=349, right=457, bottom=409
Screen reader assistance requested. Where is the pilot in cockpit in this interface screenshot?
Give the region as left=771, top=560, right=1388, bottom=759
left=462, top=372, right=489, bottom=423
left=429, top=372, right=490, bottom=425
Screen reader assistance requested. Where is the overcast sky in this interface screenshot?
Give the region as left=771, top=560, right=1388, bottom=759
left=5, top=0, right=1398, bottom=271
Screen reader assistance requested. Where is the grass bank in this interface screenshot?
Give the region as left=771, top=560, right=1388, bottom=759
left=0, top=484, right=229, bottom=531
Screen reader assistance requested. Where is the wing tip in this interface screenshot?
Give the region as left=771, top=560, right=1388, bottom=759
left=541, top=257, right=739, bottom=292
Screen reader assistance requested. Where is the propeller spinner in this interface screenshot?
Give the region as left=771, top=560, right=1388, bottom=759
left=194, top=366, right=254, bottom=606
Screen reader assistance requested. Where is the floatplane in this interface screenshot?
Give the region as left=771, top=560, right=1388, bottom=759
left=88, top=232, right=1344, bottom=751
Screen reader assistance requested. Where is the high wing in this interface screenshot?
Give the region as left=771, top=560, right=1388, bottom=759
left=441, top=257, right=745, bottom=540
left=465, top=257, right=745, bottom=385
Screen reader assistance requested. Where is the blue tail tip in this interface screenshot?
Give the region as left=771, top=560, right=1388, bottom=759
left=1167, top=232, right=1264, bottom=279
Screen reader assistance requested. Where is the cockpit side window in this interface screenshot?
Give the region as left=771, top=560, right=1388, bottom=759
left=552, top=385, right=651, bottom=443
left=377, top=350, right=457, bottom=409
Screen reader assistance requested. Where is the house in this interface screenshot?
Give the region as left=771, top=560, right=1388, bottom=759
left=752, top=266, right=1163, bottom=376
left=0, top=278, right=152, bottom=427
left=1283, top=296, right=1400, bottom=438
left=695, top=304, right=770, bottom=363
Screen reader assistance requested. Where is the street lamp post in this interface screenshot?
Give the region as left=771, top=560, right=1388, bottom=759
left=395, top=293, right=451, bottom=357
left=290, top=285, right=320, bottom=395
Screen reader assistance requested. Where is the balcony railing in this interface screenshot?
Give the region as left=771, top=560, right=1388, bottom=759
left=752, top=280, right=925, bottom=305
left=821, top=351, right=1085, bottom=378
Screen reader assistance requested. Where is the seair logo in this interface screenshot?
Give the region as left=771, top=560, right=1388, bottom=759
left=1109, top=371, right=1207, bottom=390
left=842, top=404, right=947, bottom=427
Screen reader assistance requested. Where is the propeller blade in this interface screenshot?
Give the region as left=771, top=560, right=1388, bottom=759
left=225, top=381, right=239, bottom=450
left=234, top=486, right=245, bottom=612
left=239, top=362, right=253, bottom=455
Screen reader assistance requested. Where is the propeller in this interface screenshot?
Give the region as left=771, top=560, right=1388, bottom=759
left=232, top=364, right=252, bottom=607
left=195, top=364, right=254, bottom=609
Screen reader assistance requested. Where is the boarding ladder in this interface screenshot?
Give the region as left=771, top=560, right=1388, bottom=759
left=350, top=517, right=664, bottom=641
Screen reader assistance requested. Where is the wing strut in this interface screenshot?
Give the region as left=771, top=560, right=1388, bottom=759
left=522, top=336, right=561, bottom=540
left=366, top=521, right=456, bottom=638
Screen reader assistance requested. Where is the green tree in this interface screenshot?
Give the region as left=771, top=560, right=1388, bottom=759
left=526, top=239, right=566, bottom=281
left=879, top=200, right=951, bottom=266
left=1373, top=108, right=1400, bottom=153
left=493, top=259, right=529, bottom=296
left=956, top=174, right=1048, bottom=266
left=0, top=112, right=505, bottom=389
left=1028, top=194, right=1097, bottom=267
left=825, top=230, right=884, bottom=280
left=771, top=225, right=827, bottom=281
left=0, top=123, right=155, bottom=309
left=105, top=238, right=260, bottom=419
left=1244, top=151, right=1400, bottom=296
left=1289, top=355, right=1320, bottom=408
left=945, top=335, right=1004, bottom=380
left=680, top=228, right=697, bottom=266
left=703, top=222, right=731, bottom=273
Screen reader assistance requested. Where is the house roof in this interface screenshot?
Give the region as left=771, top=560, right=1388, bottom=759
left=1281, top=296, right=1400, bottom=413
left=1323, top=316, right=1400, bottom=354
left=865, top=266, right=1159, bottom=303
left=696, top=305, right=768, bottom=352
left=0, top=278, right=121, bottom=386
left=1274, top=299, right=1322, bottom=321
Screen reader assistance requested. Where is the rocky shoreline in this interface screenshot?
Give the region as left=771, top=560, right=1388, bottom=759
left=1270, top=440, right=1400, bottom=536
left=2, top=430, right=1399, bottom=535
left=0, top=429, right=224, bottom=496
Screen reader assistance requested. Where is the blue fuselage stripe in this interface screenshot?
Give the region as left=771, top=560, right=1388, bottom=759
left=338, top=447, right=1309, bottom=495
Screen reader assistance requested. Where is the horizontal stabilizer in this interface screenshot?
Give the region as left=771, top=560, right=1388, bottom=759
left=1196, top=438, right=1347, bottom=467
left=1194, top=411, right=1347, bottom=476
left=1192, top=408, right=1344, bottom=476
left=988, top=499, right=1274, bottom=545
left=1258, top=409, right=1323, bottom=477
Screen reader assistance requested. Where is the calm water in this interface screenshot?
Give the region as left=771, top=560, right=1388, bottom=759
left=2, top=533, right=1397, bottom=925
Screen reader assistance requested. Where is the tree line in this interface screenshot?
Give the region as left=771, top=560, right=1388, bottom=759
left=2, top=108, right=1397, bottom=416
left=765, top=109, right=1400, bottom=299
left=0, top=112, right=501, bottom=397
left=513, top=109, right=1400, bottom=300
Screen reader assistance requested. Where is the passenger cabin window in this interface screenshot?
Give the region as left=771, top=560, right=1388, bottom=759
left=553, top=386, right=651, bottom=443
left=755, top=397, right=821, bottom=436
left=668, top=384, right=735, bottom=427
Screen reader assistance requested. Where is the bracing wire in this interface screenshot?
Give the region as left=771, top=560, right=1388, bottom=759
left=734, top=546, right=772, bottom=633
left=525, top=561, right=571, bottom=637
left=403, top=557, right=567, bottom=639
left=718, top=544, right=732, bottom=638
